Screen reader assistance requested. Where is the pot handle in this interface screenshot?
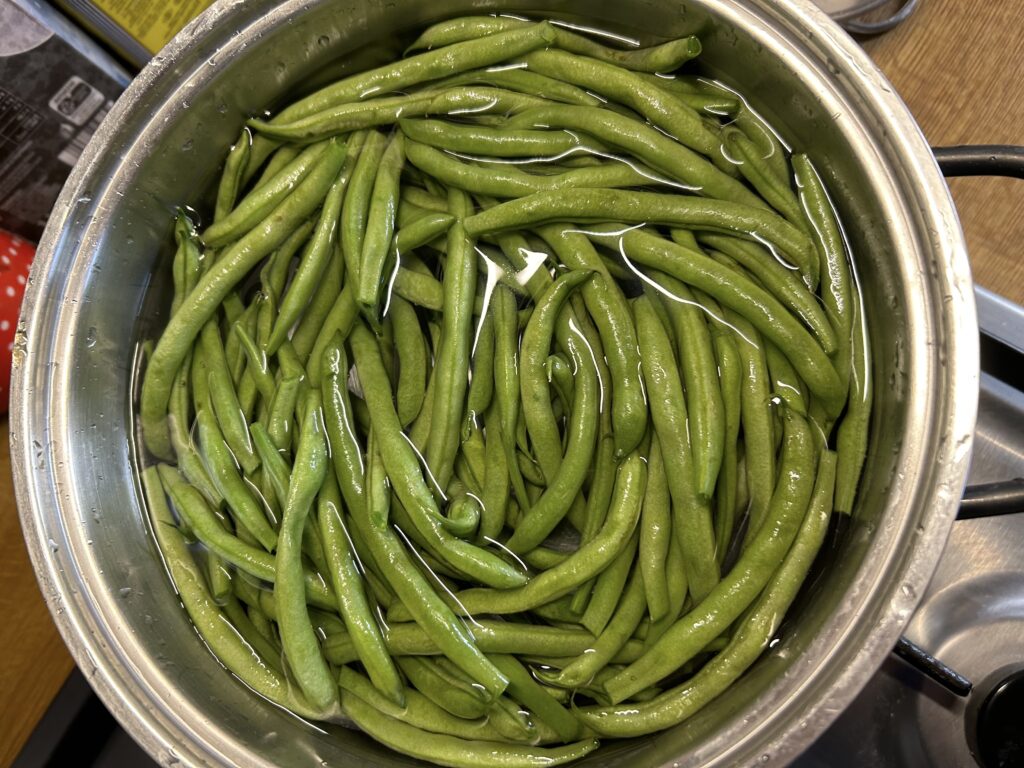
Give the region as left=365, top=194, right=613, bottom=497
left=932, top=145, right=1024, bottom=179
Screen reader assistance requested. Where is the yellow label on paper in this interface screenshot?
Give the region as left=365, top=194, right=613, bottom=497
left=89, top=0, right=216, bottom=54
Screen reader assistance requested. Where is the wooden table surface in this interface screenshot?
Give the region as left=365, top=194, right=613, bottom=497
left=1, top=1, right=1021, bottom=764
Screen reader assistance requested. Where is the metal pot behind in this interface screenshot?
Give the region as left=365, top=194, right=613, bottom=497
left=12, top=1, right=977, bottom=765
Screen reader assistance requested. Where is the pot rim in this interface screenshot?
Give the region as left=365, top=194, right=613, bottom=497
left=11, top=1, right=978, bottom=766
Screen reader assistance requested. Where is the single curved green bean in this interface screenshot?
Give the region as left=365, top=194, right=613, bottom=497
left=389, top=295, right=428, bottom=426
left=432, top=67, right=602, bottom=107
left=639, top=439, right=672, bottom=622
left=203, top=141, right=328, bottom=248
left=358, top=131, right=405, bottom=322
left=465, top=189, right=815, bottom=283
left=602, top=408, right=816, bottom=704
left=792, top=153, right=854, bottom=384
left=719, top=306, right=777, bottom=549
left=835, top=287, right=871, bottom=514
left=400, top=119, right=588, bottom=159
left=141, top=138, right=347, bottom=460
left=406, top=140, right=673, bottom=198
left=465, top=308, right=494, bottom=431
left=394, top=211, right=455, bottom=255
left=213, top=130, right=252, bottom=223
left=579, top=449, right=836, bottom=736
left=424, top=188, right=477, bottom=489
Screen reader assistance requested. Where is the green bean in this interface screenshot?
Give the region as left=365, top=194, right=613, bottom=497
left=268, top=23, right=555, bottom=126
left=835, top=287, right=871, bottom=514
left=342, top=689, right=600, bottom=768
left=465, top=308, right=494, bottom=431
left=647, top=270, right=725, bottom=499
left=220, top=595, right=282, bottom=673
left=580, top=531, right=639, bottom=637
left=403, top=186, right=449, bottom=213
left=766, top=341, right=808, bottom=415
left=358, top=131, right=405, bottom=321
left=199, top=320, right=258, bottom=474
left=505, top=326, right=598, bottom=553
left=545, top=354, right=574, bottom=414
left=156, top=463, right=335, bottom=609
left=387, top=295, right=428, bottom=426
left=167, top=353, right=221, bottom=507
left=491, top=284, right=530, bottom=511
left=234, top=323, right=276, bottom=403
left=407, top=16, right=700, bottom=75
left=635, top=74, right=741, bottom=114
left=141, top=138, right=347, bottom=460
left=394, top=211, right=455, bottom=256
left=792, top=154, right=854, bottom=384
left=170, top=211, right=200, bottom=317
left=252, top=143, right=301, bottom=190
left=213, top=130, right=252, bottom=223
left=579, top=449, right=836, bottom=736
left=203, top=141, right=329, bottom=248
left=644, top=535, right=689, bottom=648
left=393, top=266, right=444, bottom=311
left=424, top=188, right=477, bottom=489
left=587, top=224, right=845, bottom=416
left=720, top=306, right=777, bottom=548
left=639, top=439, right=671, bottom=622
left=467, top=190, right=814, bottom=283
left=549, top=564, right=647, bottom=690
left=267, top=375, right=303, bottom=453
left=195, top=404, right=277, bottom=551
left=142, top=467, right=329, bottom=720
left=696, top=233, right=837, bottom=355
left=340, top=130, right=387, bottom=287
left=602, top=408, right=816, bottom=703
left=400, top=119, right=589, bottom=159
left=633, top=295, right=719, bottom=602
left=406, top=140, right=674, bottom=198
left=274, top=394, right=337, bottom=712
left=432, top=67, right=602, bottom=107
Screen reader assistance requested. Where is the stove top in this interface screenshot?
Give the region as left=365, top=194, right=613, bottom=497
left=798, top=286, right=1024, bottom=768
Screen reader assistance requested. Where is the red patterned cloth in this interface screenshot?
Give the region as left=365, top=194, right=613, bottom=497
left=0, top=230, right=35, bottom=413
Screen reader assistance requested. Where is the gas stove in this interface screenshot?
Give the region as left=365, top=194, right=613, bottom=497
left=797, top=286, right=1024, bottom=768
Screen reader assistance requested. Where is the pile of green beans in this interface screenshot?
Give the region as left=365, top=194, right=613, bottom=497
left=139, top=14, right=871, bottom=768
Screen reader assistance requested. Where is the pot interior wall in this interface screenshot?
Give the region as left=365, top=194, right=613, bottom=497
left=23, top=1, right=960, bottom=766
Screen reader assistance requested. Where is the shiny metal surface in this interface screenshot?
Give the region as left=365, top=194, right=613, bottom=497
left=799, top=286, right=1024, bottom=767
left=12, top=1, right=977, bottom=767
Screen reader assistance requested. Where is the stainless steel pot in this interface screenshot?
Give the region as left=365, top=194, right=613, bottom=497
left=12, top=1, right=978, bottom=766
